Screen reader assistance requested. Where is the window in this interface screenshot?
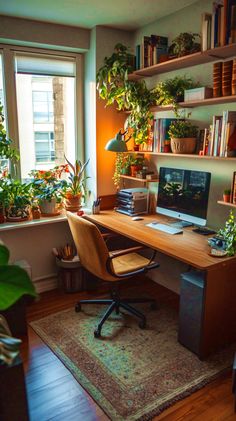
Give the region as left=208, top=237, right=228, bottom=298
left=15, top=53, right=77, bottom=179
left=34, top=131, right=55, bottom=163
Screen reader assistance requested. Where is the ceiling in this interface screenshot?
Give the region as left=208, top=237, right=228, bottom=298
left=0, top=0, right=199, bottom=30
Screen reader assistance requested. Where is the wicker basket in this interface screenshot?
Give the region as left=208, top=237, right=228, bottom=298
left=170, top=137, right=197, bottom=154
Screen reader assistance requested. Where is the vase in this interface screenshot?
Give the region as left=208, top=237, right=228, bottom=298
left=64, top=194, right=82, bottom=212
left=170, top=137, right=197, bottom=154
left=39, top=199, right=60, bottom=216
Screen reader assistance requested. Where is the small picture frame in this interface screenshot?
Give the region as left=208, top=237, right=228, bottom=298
left=231, top=171, right=236, bottom=204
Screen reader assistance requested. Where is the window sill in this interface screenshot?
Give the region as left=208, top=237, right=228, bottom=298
left=0, top=214, right=67, bottom=232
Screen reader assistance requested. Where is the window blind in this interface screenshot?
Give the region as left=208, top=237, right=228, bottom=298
left=15, top=53, right=76, bottom=77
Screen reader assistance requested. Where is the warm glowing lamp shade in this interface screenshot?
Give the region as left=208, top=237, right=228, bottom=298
left=105, top=131, right=128, bottom=152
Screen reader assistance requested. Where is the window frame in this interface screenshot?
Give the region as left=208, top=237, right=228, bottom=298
left=0, top=44, right=84, bottom=179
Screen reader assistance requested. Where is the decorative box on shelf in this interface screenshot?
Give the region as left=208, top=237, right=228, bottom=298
left=184, top=87, right=213, bottom=102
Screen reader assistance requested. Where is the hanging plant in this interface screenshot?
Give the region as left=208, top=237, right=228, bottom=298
left=97, top=44, right=156, bottom=145
left=0, top=102, right=19, bottom=162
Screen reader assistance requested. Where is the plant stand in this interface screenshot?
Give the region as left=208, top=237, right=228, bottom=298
left=0, top=356, right=29, bottom=420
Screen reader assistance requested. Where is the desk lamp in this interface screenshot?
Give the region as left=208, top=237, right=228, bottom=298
left=105, top=130, right=130, bottom=152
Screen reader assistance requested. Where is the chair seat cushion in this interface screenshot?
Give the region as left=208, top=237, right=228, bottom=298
left=111, top=252, right=150, bottom=275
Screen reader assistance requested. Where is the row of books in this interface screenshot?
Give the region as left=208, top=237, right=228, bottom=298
left=203, top=111, right=236, bottom=156
left=135, top=35, right=168, bottom=70
left=202, top=0, right=236, bottom=51
left=140, top=118, right=176, bottom=153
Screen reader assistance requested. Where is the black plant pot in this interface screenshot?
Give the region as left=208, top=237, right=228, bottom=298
left=2, top=296, right=33, bottom=336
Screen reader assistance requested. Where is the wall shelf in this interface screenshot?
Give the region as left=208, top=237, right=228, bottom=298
left=217, top=201, right=236, bottom=208
left=120, top=175, right=158, bottom=182
left=128, top=43, right=236, bottom=79
left=150, top=95, right=236, bottom=112
left=126, top=151, right=236, bottom=160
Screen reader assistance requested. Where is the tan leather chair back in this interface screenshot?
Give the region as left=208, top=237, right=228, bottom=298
left=67, top=212, right=115, bottom=281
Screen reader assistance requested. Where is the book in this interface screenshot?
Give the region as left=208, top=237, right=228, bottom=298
left=202, top=13, right=212, bottom=51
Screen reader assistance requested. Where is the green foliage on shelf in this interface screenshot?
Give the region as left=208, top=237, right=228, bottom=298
left=168, top=120, right=198, bottom=139
left=154, top=76, right=198, bottom=115
left=168, top=32, right=201, bottom=57
left=218, top=211, right=236, bottom=256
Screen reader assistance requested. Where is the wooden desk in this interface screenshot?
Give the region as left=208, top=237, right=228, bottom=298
left=86, top=211, right=236, bottom=358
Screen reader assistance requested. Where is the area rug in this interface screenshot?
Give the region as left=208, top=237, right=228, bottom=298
left=30, top=303, right=234, bottom=421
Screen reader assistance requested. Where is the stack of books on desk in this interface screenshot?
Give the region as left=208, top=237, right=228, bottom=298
left=116, top=188, right=149, bottom=216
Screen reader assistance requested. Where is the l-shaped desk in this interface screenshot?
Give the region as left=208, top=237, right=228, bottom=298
left=86, top=210, right=236, bottom=359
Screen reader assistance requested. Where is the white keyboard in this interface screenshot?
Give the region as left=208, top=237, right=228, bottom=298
left=146, top=222, right=183, bottom=235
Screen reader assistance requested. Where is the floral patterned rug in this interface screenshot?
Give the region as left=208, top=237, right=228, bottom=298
left=30, top=303, right=234, bottom=421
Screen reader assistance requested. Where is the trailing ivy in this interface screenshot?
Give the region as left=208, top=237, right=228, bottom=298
left=0, top=102, right=19, bottom=161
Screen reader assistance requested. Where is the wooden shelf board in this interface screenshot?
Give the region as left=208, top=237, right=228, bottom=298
left=127, top=150, right=236, bottom=160
left=128, top=44, right=236, bottom=79
left=120, top=175, right=158, bottom=182
left=150, top=95, right=236, bottom=112
left=217, top=200, right=236, bottom=207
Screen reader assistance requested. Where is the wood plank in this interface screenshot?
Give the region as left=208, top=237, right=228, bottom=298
left=217, top=200, right=236, bottom=208
left=120, top=175, right=158, bottom=182
left=126, top=151, right=236, bottom=160
left=150, top=95, right=236, bottom=112
left=85, top=210, right=235, bottom=269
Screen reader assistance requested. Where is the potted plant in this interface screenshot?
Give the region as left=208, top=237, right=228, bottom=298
left=168, top=32, right=201, bottom=58
left=168, top=120, right=198, bottom=154
left=4, top=179, right=32, bottom=222
left=121, top=154, right=134, bottom=175
left=154, top=76, right=198, bottom=116
left=223, top=189, right=231, bottom=203
left=218, top=211, right=236, bottom=256
left=30, top=166, right=67, bottom=216
left=0, top=243, right=37, bottom=335
left=130, top=155, right=145, bottom=177
left=63, top=156, right=89, bottom=212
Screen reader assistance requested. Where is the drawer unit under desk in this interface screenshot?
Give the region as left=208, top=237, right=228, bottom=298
left=178, top=270, right=205, bottom=357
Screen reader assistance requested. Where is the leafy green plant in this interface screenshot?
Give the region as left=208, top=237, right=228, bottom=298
left=4, top=179, right=32, bottom=209
left=154, top=76, right=198, bottom=116
left=168, top=120, right=198, bottom=139
left=168, top=32, right=201, bottom=57
left=96, top=43, right=156, bottom=145
left=30, top=165, right=67, bottom=203
left=218, top=211, right=236, bottom=256
left=0, top=243, right=37, bottom=311
left=113, top=153, right=125, bottom=188
left=0, top=102, right=19, bottom=161
left=224, top=189, right=231, bottom=195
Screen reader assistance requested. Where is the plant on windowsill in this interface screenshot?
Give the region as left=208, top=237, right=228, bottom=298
left=30, top=165, right=67, bottom=216
left=3, top=179, right=32, bottom=222
left=168, top=120, right=199, bottom=154
left=218, top=211, right=236, bottom=256
left=62, top=156, right=90, bottom=212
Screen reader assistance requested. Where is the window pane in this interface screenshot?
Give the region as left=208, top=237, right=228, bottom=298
left=16, top=67, right=76, bottom=180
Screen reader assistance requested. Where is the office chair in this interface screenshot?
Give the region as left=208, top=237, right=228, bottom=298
left=67, top=212, right=160, bottom=338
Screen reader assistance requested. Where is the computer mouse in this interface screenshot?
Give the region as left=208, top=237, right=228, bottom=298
left=132, top=216, right=144, bottom=221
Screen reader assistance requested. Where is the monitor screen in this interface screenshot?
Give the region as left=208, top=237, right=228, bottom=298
left=157, top=167, right=211, bottom=226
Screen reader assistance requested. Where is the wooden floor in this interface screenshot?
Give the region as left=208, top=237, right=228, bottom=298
left=21, top=278, right=236, bottom=421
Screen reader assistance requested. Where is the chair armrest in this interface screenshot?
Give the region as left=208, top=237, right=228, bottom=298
left=109, top=245, right=147, bottom=258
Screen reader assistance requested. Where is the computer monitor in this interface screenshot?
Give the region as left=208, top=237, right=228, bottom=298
left=156, top=167, right=211, bottom=227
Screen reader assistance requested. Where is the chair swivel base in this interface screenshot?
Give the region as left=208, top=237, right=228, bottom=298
left=75, top=296, right=157, bottom=338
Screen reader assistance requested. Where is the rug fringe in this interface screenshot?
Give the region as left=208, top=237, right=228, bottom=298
left=135, top=367, right=231, bottom=421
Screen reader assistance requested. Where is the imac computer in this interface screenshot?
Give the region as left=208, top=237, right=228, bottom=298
left=156, top=167, right=211, bottom=227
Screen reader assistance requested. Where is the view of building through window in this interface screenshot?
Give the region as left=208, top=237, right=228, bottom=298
left=16, top=73, right=76, bottom=180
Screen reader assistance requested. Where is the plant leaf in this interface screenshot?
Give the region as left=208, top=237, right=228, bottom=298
left=0, top=266, right=37, bottom=310
left=0, top=244, right=10, bottom=265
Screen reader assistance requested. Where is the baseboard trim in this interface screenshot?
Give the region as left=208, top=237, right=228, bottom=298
left=33, top=274, right=58, bottom=293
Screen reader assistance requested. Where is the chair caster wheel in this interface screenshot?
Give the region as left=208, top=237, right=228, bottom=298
left=94, top=329, right=101, bottom=338
left=139, top=320, right=146, bottom=329
left=75, top=303, right=81, bottom=312
left=150, top=302, right=157, bottom=310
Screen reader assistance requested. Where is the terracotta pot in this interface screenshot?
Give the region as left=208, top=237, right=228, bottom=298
left=223, top=194, right=231, bottom=203
left=32, top=207, right=41, bottom=219
left=170, top=137, right=197, bottom=154
left=64, top=194, right=82, bottom=212
left=6, top=206, right=30, bottom=222
left=39, top=199, right=60, bottom=216
left=130, top=165, right=142, bottom=177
